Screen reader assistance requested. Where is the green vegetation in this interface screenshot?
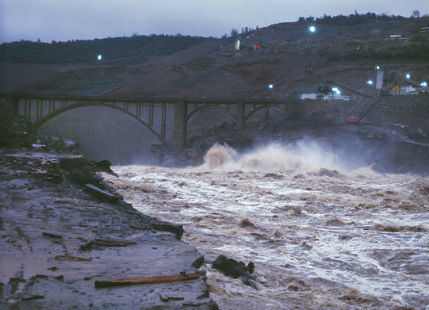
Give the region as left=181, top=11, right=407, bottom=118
left=0, top=34, right=213, bottom=64
left=318, top=40, right=429, bottom=61
left=0, top=102, right=32, bottom=147
left=298, top=12, right=427, bottom=25
left=309, top=14, right=429, bottom=61
left=185, top=57, right=217, bottom=70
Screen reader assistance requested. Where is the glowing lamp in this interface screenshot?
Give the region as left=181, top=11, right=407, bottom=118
left=405, top=73, right=411, bottom=79
left=309, top=26, right=316, bottom=33
left=421, top=81, right=428, bottom=87
left=375, top=66, right=380, bottom=70
left=268, top=84, right=274, bottom=89
left=367, top=80, right=374, bottom=85
left=97, top=54, right=103, bottom=61
left=331, top=87, right=341, bottom=95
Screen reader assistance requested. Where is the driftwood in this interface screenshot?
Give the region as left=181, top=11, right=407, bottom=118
left=84, top=184, right=118, bottom=202
left=80, top=238, right=137, bottom=250
left=42, top=232, right=63, bottom=239
left=95, top=273, right=200, bottom=288
left=54, top=255, right=92, bottom=262
left=129, top=224, right=148, bottom=230
left=130, top=223, right=184, bottom=240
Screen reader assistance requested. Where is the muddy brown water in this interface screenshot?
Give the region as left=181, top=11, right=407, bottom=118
left=104, top=143, right=429, bottom=310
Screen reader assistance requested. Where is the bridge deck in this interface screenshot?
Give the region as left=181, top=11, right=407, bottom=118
left=0, top=92, right=287, bottom=105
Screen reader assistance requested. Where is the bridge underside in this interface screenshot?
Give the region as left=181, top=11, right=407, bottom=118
left=2, top=94, right=292, bottom=152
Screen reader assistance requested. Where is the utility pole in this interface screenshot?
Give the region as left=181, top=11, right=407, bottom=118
left=376, top=70, right=384, bottom=96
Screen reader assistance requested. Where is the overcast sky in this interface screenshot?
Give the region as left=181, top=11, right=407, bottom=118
left=1, top=0, right=428, bottom=43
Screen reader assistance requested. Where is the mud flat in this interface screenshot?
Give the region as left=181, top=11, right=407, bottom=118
left=0, top=148, right=217, bottom=309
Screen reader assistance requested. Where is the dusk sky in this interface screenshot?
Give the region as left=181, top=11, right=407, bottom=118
left=1, top=0, right=428, bottom=43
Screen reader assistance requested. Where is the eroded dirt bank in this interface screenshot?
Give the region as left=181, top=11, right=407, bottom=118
left=0, top=148, right=217, bottom=309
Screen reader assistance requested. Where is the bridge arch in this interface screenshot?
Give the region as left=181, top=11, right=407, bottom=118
left=244, top=104, right=281, bottom=122
left=32, top=102, right=169, bottom=145
left=186, top=104, right=236, bottom=124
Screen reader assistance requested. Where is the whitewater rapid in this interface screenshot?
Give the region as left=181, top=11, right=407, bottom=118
left=103, top=143, right=429, bottom=310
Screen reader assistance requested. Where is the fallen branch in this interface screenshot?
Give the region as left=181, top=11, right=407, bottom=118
left=94, top=238, right=137, bottom=246
left=85, top=184, right=118, bottom=202
left=54, top=255, right=92, bottom=262
left=95, top=273, right=200, bottom=288
left=129, top=224, right=148, bottom=230
left=42, top=232, right=63, bottom=239
left=54, top=199, right=121, bottom=216
left=80, top=238, right=137, bottom=250
left=78, top=205, right=121, bottom=216
left=130, top=223, right=183, bottom=240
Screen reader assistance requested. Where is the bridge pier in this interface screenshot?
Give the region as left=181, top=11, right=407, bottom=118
left=173, top=101, right=187, bottom=152
left=6, top=93, right=288, bottom=153
left=236, top=102, right=245, bottom=129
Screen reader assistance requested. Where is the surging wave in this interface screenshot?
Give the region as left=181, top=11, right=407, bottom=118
left=104, top=140, right=429, bottom=310
left=201, top=140, right=351, bottom=173
left=203, top=143, right=237, bottom=168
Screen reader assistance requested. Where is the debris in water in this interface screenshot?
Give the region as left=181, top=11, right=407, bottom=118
left=212, top=255, right=257, bottom=289
left=239, top=217, right=255, bottom=228
left=373, top=224, right=427, bottom=232
left=212, top=255, right=254, bottom=278
left=325, top=215, right=345, bottom=226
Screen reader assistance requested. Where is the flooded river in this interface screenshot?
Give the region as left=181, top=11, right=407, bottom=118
left=104, top=142, right=429, bottom=309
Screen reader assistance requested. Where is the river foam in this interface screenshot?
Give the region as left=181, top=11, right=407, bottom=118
left=201, top=141, right=347, bottom=172
left=104, top=142, right=429, bottom=309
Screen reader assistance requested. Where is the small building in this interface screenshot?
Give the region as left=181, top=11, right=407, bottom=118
left=389, top=85, right=401, bottom=95
left=300, top=93, right=318, bottom=100
left=322, top=94, right=351, bottom=101
left=387, top=34, right=402, bottom=40
left=400, top=86, right=418, bottom=95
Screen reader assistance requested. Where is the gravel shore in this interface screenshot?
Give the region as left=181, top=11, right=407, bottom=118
left=0, top=148, right=217, bottom=309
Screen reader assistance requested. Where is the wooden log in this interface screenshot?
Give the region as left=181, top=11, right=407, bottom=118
left=80, top=239, right=137, bottom=250
left=54, top=255, right=92, bottom=262
left=129, top=224, right=148, bottom=230
left=93, top=239, right=137, bottom=247
left=84, top=184, right=118, bottom=202
left=95, top=273, right=200, bottom=288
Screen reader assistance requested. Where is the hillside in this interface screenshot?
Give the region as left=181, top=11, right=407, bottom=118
left=1, top=14, right=428, bottom=98
left=0, top=34, right=213, bottom=64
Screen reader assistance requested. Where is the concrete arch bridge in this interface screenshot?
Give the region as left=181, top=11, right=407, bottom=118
left=1, top=93, right=291, bottom=151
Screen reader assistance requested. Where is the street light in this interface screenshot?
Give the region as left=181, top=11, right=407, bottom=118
left=375, top=65, right=380, bottom=70
left=309, top=26, right=316, bottom=33
left=97, top=54, right=103, bottom=61
left=268, top=84, right=274, bottom=89
left=367, top=79, right=374, bottom=86
left=331, top=87, right=341, bottom=95
left=405, top=73, right=411, bottom=79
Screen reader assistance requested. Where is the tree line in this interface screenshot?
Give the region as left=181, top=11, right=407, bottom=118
left=299, top=12, right=428, bottom=25
left=0, top=34, right=212, bottom=64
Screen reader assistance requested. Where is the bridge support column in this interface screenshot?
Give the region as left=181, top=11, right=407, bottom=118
left=173, top=101, right=187, bottom=152
left=236, top=102, right=245, bottom=129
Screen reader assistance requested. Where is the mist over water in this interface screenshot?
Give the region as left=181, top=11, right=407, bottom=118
left=202, top=141, right=352, bottom=172
left=104, top=141, right=429, bottom=310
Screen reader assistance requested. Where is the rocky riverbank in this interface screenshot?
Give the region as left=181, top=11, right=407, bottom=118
left=0, top=148, right=217, bottom=309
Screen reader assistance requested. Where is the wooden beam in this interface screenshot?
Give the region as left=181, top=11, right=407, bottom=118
left=95, top=273, right=200, bottom=288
